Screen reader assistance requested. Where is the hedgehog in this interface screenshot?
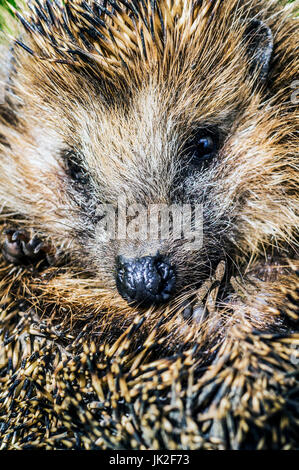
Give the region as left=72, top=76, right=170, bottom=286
left=0, top=0, right=298, bottom=450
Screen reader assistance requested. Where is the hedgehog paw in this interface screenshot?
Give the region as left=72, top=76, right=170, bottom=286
left=2, top=228, right=49, bottom=266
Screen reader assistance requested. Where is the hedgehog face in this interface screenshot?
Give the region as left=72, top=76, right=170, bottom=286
left=0, top=0, right=298, bottom=323
left=0, top=78, right=271, bottom=309
left=54, top=86, right=225, bottom=306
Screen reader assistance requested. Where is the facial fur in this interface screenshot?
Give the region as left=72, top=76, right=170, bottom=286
left=0, top=0, right=298, bottom=343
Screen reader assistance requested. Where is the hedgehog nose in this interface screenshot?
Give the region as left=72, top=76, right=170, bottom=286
left=116, top=255, right=176, bottom=307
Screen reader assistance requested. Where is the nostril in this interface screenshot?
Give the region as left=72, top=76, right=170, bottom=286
left=157, top=260, right=171, bottom=281
left=115, top=255, right=176, bottom=306
left=153, top=259, right=175, bottom=297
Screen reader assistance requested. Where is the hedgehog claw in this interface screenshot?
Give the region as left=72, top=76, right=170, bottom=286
left=11, top=229, right=27, bottom=243
left=2, top=228, right=49, bottom=267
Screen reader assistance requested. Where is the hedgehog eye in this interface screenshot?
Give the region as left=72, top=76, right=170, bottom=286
left=68, top=159, right=85, bottom=182
left=63, top=150, right=88, bottom=185
left=188, top=130, right=218, bottom=164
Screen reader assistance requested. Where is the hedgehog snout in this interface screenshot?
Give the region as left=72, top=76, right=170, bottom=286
left=115, top=254, right=176, bottom=307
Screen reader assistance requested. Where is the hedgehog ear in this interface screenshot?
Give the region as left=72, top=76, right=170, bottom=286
left=244, top=20, right=273, bottom=83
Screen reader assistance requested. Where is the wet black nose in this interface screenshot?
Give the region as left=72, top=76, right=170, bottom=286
left=116, top=254, right=176, bottom=307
